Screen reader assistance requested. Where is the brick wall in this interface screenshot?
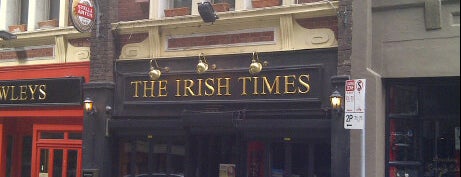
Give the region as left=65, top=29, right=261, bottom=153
left=119, top=33, right=148, bottom=47
left=69, top=38, right=91, bottom=47
left=0, top=47, right=54, bottom=60
left=296, top=16, right=338, bottom=40
left=89, top=0, right=118, bottom=82
left=337, top=0, right=352, bottom=76
left=118, top=0, right=149, bottom=21
left=167, top=31, right=274, bottom=49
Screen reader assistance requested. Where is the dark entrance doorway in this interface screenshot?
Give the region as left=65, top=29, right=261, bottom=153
left=120, top=136, right=186, bottom=177
left=188, top=135, right=239, bottom=177
left=246, top=139, right=331, bottom=177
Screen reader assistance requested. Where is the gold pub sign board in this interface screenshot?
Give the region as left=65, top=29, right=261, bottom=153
left=0, top=77, right=84, bottom=106
left=70, top=0, right=96, bottom=33
left=124, top=66, right=323, bottom=103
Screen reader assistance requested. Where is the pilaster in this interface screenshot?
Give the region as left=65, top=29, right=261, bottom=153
left=330, top=75, right=351, bottom=177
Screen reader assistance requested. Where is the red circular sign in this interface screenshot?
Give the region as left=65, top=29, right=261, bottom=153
left=70, top=0, right=96, bottom=33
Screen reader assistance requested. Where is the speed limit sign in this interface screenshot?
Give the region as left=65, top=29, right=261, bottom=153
left=344, top=79, right=366, bottom=129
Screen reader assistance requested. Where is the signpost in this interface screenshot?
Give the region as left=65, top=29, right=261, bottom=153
left=344, top=79, right=366, bottom=129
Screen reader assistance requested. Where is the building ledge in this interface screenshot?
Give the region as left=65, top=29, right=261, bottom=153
left=112, top=1, right=339, bottom=34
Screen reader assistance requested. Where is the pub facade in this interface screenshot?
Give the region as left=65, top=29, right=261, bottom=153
left=1, top=0, right=92, bottom=176
left=80, top=0, right=348, bottom=177
left=0, top=63, right=89, bottom=177
left=111, top=49, right=340, bottom=177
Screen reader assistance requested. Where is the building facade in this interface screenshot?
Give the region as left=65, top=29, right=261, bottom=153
left=81, top=0, right=348, bottom=177
left=351, top=0, right=460, bottom=177
left=1, top=0, right=91, bottom=177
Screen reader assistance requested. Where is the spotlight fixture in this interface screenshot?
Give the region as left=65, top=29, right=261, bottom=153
left=197, top=53, right=209, bottom=74
left=196, top=53, right=216, bottom=74
left=149, top=59, right=169, bottom=80
left=249, top=52, right=268, bottom=75
left=198, top=1, right=219, bottom=23
left=0, top=30, right=17, bottom=40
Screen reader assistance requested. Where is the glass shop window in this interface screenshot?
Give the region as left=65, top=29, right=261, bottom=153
left=39, top=131, right=82, bottom=140
left=22, top=136, right=32, bottom=177
left=386, top=79, right=460, bottom=177
left=247, top=141, right=330, bottom=177
left=40, top=132, right=65, bottom=139
left=6, top=135, right=13, bottom=177
left=120, top=137, right=185, bottom=177
left=388, top=85, right=418, bottom=116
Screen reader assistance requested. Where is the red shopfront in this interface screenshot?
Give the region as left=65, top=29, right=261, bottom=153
left=0, top=62, right=89, bottom=177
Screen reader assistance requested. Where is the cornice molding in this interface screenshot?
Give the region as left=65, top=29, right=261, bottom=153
left=1, top=27, right=88, bottom=41
left=0, top=2, right=338, bottom=44
left=112, top=1, right=339, bottom=34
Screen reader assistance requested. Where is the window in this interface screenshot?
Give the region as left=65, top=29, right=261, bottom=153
left=247, top=140, right=330, bottom=177
left=213, top=0, right=235, bottom=11
left=33, top=125, right=83, bottom=177
left=120, top=137, right=186, bottom=177
left=172, top=0, right=192, bottom=8
left=386, top=78, right=460, bottom=177
left=22, top=136, right=32, bottom=177
left=20, top=0, right=29, bottom=25
left=40, top=132, right=64, bottom=139
left=6, top=135, right=13, bottom=177
left=49, top=0, right=60, bottom=20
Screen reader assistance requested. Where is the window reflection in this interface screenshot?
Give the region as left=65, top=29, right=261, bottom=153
left=67, top=150, right=78, bottom=177
left=387, top=81, right=460, bottom=177
left=53, top=149, right=63, bottom=177
left=389, top=85, right=418, bottom=115
left=40, top=149, right=49, bottom=174
left=40, top=132, right=64, bottom=139
left=248, top=141, right=330, bottom=177
left=22, top=136, right=32, bottom=177
left=119, top=137, right=185, bottom=177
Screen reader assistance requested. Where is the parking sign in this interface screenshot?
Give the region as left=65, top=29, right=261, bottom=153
left=344, top=79, right=366, bottom=129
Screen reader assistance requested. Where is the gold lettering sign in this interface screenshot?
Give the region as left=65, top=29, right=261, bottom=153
left=0, top=77, right=83, bottom=106
left=129, top=74, right=312, bottom=99
left=0, top=84, right=47, bottom=101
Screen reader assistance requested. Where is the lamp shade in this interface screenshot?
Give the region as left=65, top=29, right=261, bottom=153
left=83, top=98, right=94, bottom=112
left=329, top=90, right=342, bottom=110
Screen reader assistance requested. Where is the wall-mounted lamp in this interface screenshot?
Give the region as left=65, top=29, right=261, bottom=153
left=329, top=89, right=343, bottom=111
left=249, top=52, right=268, bottom=75
left=149, top=59, right=169, bottom=80
left=83, top=98, right=96, bottom=114
left=198, top=1, right=219, bottom=23
left=196, top=53, right=216, bottom=74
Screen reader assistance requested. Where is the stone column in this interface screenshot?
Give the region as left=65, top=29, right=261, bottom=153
left=330, top=75, right=350, bottom=177
left=82, top=0, right=118, bottom=176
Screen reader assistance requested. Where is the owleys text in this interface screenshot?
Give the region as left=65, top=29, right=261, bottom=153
left=0, top=84, right=47, bottom=101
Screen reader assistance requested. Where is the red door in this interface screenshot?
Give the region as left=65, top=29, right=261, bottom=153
left=32, top=124, right=82, bottom=177
left=0, top=124, right=4, bottom=175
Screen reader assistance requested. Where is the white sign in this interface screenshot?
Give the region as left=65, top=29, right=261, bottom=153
left=344, top=79, right=366, bottom=129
